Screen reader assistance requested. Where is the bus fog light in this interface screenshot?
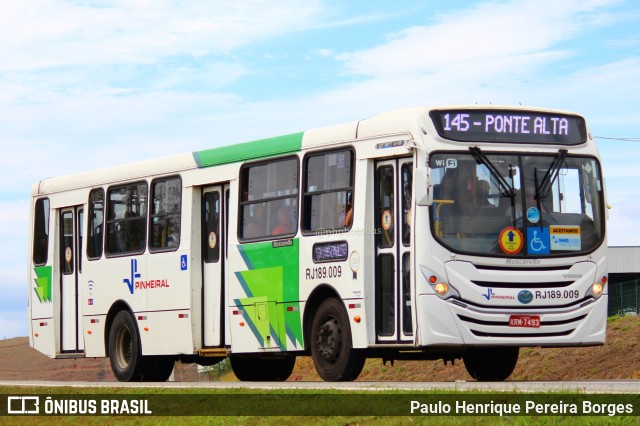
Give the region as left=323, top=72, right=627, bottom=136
left=434, top=283, right=448, bottom=296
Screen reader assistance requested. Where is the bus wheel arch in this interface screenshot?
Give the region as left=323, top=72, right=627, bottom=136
left=104, top=300, right=134, bottom=357
left=308, top=295, right=365, bottom=381
left=303, top=284, right=341, bottom=351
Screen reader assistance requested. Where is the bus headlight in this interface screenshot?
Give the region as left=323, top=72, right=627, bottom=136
left=432, top=280, right=460, bottom=299
left=587, top=276, right=607, bottom=299
left=591, top=283, right=603, bottom=297
left=434, top=282, right=449, bottom=296
left=420, top=266, right=460, bottom=300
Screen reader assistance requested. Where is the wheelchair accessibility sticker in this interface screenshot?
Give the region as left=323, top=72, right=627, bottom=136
left=527, top=227, right=550, bottom=255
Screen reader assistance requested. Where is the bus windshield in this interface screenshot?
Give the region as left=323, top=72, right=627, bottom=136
left=429, top=151, right=605, bottom=257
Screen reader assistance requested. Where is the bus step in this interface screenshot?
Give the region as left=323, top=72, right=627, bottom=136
left=197, top=348, right=230, bottom=357
left=55, top=352, right=85, bottom=359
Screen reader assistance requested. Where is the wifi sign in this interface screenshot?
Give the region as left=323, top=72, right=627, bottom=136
left=87, top=280, right=94, bottom=306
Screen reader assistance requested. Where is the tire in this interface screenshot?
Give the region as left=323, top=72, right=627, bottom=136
left=310, top=298, right=365, bottom=381
left=265, top=356, right=296, bottom=381
left=463, top=347, right=519, bottom=382
left=108, top=310, right=146, bottom=382
left=142, top=356, right=175, bottom=382
left=230, top=356, right=296, bottom=381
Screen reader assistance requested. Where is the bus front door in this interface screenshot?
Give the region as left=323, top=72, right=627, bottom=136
left=201, top=184, right=229, bottom=347
left=374, top=158, right=413, bottom=343
left=59, top=206, right=84, bottom=353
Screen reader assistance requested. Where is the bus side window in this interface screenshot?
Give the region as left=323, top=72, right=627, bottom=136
left=33, top=198, right=50, bottom=266
left=106, top=182, right=148, bottom=256
left=149, top=177, right=182, bottom=251
left=239, top=157, right=299, bottom=241
left=302, top=149, right=354, bottom=233
left=87, top=188, right=104, bottom=260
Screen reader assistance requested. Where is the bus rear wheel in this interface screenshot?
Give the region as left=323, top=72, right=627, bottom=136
left=310, top=298, right=365, bottom=381
left=463, top=347, right=519, bottom=381
left=109, top=310, right=175, bottom=382
left=109, top=310, right=145, bottom=382
left=230, top=356, right=296, bottom=381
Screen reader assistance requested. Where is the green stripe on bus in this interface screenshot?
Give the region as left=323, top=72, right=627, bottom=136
left=193, top=132, right=304, bottom=168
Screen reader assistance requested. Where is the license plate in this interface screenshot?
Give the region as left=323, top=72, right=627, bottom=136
left=509, top=315, right=540, bottom=328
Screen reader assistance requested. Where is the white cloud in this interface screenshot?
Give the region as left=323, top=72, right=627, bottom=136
left=0, top=0, right=324, bottom=71
left=337, top=0, right=618, bottom=78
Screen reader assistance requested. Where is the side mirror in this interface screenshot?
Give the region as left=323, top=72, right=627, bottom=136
left=415, top=166, right=433, bottom=206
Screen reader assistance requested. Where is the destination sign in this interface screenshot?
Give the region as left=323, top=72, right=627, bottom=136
left=430, top=110, right=587, bottom=145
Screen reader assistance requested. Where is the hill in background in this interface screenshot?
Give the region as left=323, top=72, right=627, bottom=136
left=1, top=316, right=638, bottom=382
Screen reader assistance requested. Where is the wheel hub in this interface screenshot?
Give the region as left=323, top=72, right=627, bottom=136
left=115, top=327, right=132, bottom=369
left=317, top=317, right=342, bottom=363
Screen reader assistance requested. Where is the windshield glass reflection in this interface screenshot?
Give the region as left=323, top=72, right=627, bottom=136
left=429, top=152, right=605, bottom=257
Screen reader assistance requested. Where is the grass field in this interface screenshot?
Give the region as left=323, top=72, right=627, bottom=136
left=1, top=385, right=638, bottom=425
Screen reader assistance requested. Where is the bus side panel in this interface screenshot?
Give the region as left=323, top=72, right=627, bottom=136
left=143, top=250, right=194, bottom=355
left=581, top=295, right=608, bottom=344
left=82, top=255, right=148, bottom=353
left=136, top=310, right=194, bottom=355
left=30, top=266, right=56, bottom=357
left=29, top=196, right=56, bottom=357
left=227, top=240, right=304, bottom=353
left=297, top=233, right=369, bottom=348
left=416, top=295, right=464, bottom=345
left=83, top=314, right=107, bottom=357
left=414, top=212, right=466, bottom=347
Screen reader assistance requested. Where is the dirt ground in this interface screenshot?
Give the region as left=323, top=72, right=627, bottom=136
left=1, top=316, right=638, bottom=382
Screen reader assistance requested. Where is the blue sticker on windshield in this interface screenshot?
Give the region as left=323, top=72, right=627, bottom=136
left=526, top=207, right=540, bottom=224
left=527, top=227, right=550, bottom=255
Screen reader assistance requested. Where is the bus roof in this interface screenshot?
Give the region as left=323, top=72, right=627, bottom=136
left=32, top=105, right=586, bottom=196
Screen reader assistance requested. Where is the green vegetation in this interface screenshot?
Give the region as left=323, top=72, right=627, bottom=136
left=200, top=358, right=232, bottom=381
left=1, top=386, right=638, bottom=425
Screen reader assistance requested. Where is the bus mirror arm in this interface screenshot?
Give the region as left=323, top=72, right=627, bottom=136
left=415, top=166, right=433, bottom=206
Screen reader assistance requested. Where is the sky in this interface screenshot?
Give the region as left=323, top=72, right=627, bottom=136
left=1, top=0, right=639, bottom=339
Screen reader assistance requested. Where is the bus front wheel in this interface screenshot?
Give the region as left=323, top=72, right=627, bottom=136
left=463, top=347, right=519, bottom=381
left=310, top=298, right=365, bottom=381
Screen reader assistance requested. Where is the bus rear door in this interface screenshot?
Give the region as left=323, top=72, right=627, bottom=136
left=201, top=184, right=229, bottom=347
left=59, top=206, right=85, bottom=353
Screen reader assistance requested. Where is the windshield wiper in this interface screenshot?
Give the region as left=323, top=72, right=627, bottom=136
left=535, top=149, right=567, bottom=200
left=469, top=146, right=515, bottom=198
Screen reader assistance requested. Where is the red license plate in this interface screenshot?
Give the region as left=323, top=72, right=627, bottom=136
left=509, top=315, right=540, bottom=328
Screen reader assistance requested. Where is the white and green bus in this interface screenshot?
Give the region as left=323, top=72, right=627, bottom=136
left=28, top=105, right=608, bottom=382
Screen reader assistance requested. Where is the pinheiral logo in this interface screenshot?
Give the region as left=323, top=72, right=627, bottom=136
left=518, top=290, right=533, bottom=304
